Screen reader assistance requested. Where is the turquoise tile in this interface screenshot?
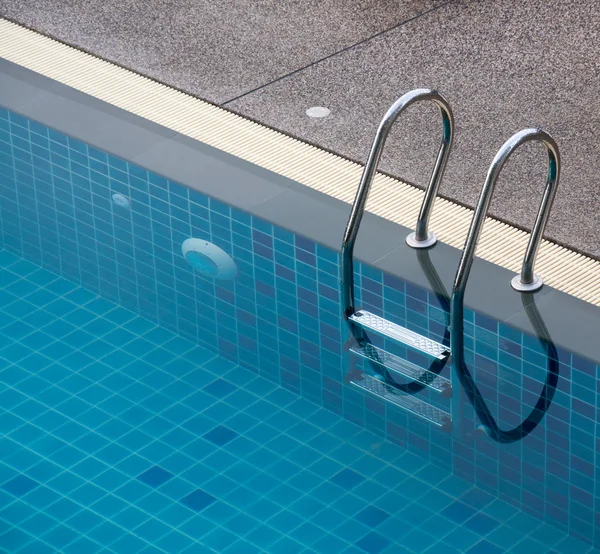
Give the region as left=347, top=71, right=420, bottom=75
left=1, top=109, right=599, bottom=554
left=356, top=531, right=391, bottom=554
left=1, top=475, right=39, bottom=497
left=180, top=489, right=216, bottom=512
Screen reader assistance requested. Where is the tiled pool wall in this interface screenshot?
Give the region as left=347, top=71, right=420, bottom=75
left=0, top=107, right=598, bottom=548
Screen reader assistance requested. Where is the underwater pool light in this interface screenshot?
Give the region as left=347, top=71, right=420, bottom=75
left=112, top=193, right=131, bottom=209
left=181, top=238, right=237, bottom=280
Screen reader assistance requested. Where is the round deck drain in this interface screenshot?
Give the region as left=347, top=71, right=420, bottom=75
left=306, top=106, right=330, bottom=118
left=181, top=238, right=237, bottom=280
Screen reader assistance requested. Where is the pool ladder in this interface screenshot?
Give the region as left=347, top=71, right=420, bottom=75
left=341, top=89, right=560, bottom=442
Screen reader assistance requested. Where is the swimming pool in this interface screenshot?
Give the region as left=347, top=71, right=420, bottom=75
left=1, top=87, right=599, bottom=552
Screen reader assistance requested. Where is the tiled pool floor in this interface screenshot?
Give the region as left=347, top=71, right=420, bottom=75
left=0, top=249, right=596, bottom=554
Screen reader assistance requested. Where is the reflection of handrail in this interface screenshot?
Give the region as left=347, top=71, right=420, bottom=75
left=394, top=249, right=450, bottom=394
left=341, top=89, right=454, bottom=319
left=451, top=129, right=561, bottom=442
left=458, top=292, right=559, bottom=443
left=416, top=248, right=450, bottom=325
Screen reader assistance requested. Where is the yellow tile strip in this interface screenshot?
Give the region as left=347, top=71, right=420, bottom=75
left=1, top=18, right=599, bottom=305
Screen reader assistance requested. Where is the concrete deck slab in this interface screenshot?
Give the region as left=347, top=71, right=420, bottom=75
left=228, top=0, right=600, bottom=258
left=0, top=0, right=441, bottom=103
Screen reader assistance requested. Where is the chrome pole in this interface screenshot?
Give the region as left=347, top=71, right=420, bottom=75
left=450, top=128, right=560, bottom=443
left=452, top=128, right=560, bottom=296
left=341, top=88, right=454, bottom=318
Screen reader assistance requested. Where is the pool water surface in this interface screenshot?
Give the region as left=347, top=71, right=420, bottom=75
left=0, top=249, right=596, bottom=554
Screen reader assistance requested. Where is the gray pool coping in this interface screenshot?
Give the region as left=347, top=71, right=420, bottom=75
left=1, top=58, right=598, bottom=363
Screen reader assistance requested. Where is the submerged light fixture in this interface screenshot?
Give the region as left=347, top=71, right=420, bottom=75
left=112, top=193, right=131, bottom=209
left=181, top=238, right=237, bottom=280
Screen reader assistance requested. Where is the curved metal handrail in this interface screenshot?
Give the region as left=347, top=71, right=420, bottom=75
left=341, top=88, right=454, bottom=318
left=454, top=128, right=560, bottom=294
left=451, top=128, right=561, bottom=443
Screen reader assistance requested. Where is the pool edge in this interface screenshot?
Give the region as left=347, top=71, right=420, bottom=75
left=0, top=20, right=599, bottom=364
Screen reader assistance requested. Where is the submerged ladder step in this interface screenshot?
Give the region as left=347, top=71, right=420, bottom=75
left=350, top=373, right=452, bottom=431
left=349, top=310, right=450, bottom=360
left=350, top=343, right=452, bottom=397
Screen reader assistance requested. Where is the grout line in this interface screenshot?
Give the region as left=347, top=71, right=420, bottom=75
left=221, top=1, right=453, bottom=105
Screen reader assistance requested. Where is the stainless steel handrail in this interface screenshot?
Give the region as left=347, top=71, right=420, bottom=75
left=341, top=88, right=454, bottom=318
left=453, top=128, right=560, bottom=296
left=451, top=128, right=561, bottom=443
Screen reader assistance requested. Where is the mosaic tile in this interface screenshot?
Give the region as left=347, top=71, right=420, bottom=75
left=0, top=256, right=595, bottom=553
left=1, top=108, right=599, bottom=552
left=137, top=467, right=173, bottom=489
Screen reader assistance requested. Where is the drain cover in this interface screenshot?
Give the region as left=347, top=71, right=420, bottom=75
left=306, top=106, right=331, bottom=118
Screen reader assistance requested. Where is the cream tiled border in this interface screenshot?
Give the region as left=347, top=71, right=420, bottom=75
left=1, top=18, right=599, bottom=306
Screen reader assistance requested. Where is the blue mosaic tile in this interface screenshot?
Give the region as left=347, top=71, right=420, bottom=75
left=330, top=468, right=366, bottom=490
left=1, top=475, right=39, bottom=497
left=0, top=108, right=599, bottom=553
left=202, top=378, right=237, bottom=398
left=137, top=466, right=173, bottom=488
left=355, top=505, right=391, bottom=528
left=355, top=531, right=391, bottom=554
left=442, top=501, right=479, bottom=524
left=202, top=426, right=239, bottom=447
left=464, top=512, right=500, bottom=536
left=180, top=489, right=217, bottom=512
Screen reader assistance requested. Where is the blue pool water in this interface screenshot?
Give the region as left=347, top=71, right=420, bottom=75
left=0, top=249, right=596, bottom=554
left=2, top=106, right=600, bottom=552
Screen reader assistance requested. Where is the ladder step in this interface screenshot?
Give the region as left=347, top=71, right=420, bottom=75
left=350, top=343, right=452, bottom=397
left=349, top=310, right=450, bottom=360
left=350, top=373, right=452, bottom=431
